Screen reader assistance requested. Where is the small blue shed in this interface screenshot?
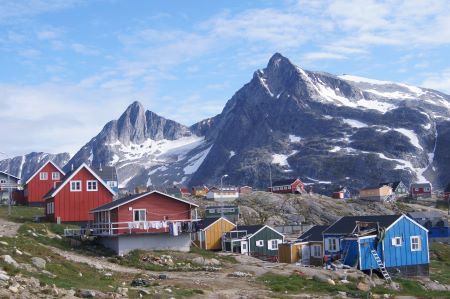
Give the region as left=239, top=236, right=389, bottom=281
left=323, top=214, right=429, bottom=278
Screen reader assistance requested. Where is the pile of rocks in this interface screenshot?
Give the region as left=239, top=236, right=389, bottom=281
left=141, top=254, right=174, bottom=266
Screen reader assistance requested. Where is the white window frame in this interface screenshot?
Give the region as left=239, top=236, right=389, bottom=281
left=241, top=243, right=247, bottom=250
left=424, top=187, right=430, bottom=192
left=410, top=236, right=422, bottom=251
left=256, top=240, right=264, bottom=247
left=392, top=237, right=402, bottom=247
left=70, top=180, right=82, bottom=192
left=327, top=238, right=339, bottom=252
left=133, top=209, right=146, bottom=222
left=311, top=245, right=322, bottom=257
left=0, top=179, right=6, bottom=184
left=40, top=172, right=48, bottom=180
left=86, top=180, right=98, bottom=192
left=268, top=239, right=282, bottom=250
left=51, top=172, right=60, bottom=180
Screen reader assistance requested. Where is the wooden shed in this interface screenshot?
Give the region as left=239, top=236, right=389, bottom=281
left=193, top=217, right=236, bottom=250
left=278, top=242, right=302, bottom=263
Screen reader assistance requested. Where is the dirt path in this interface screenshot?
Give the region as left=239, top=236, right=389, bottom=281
left=0, top=217, right=21, bottom=237
left=46, top=245, right=274, bottom=298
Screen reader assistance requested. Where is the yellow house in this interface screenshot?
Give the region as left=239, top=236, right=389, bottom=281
left=359, top=185, right=393, bottom=201
left=193, top=217, right=236, bottom=250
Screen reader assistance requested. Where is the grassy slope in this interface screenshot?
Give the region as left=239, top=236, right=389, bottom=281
left=0, top=207, right=204, bottom=298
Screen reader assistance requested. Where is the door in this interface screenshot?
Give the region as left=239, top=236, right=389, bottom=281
left=241, top=241, right=248, bottom=255
left=302, top=245, right=310, bottom=265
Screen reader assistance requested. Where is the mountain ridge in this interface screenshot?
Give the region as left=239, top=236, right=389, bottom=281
left=3, top=53, right=450, bottom=192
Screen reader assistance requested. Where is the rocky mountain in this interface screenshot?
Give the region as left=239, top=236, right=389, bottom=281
left=189, top=53, right=450, bottom=191
left=65, top=101, right=212, bottom=188
left=0, top=152, right=70, bottom=181
left=23, top=53, right=450, bottom=192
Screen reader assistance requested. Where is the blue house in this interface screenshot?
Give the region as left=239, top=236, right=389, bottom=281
left=407, top=211, right=450, bottom=241
left=323, top=214, right=429, bottom=278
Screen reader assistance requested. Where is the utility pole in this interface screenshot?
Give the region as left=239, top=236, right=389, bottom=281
left=269, top=162, right=273, bottom=193
left=220, top=174, right=228, bottom=250
left=0, top=152, right=11, bottom=216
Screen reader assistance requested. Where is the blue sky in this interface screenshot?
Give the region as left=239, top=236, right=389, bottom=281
left=1, top=0, right=450, bottom=156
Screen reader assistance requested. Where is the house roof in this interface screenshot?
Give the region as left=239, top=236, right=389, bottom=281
left=379, top=181, right=402, bottom=189
left=408, top=211, right=449, bottom=227
left=90, top=190, right=199, bottom=212
left=206, top=205, right=238, bottom=209
left=272, top=179, right=299, bottom=186
left=361, top=185, right=389, bottom=191
left=410, top=183, right=432, bottom=188
left=200, top=217, right=236, bottom=230
left=43, top=163, right=115, bottom=200
left=231, top=225, right=265, bottom=235
left=298, top=225, right=329, bottom=242
left=93, top=166, right=118, bottom=183
left=333, top=186, right=348, bottom=193
left=25, top=160, right=65, bottom=184
left=0, top=171, right=21, bottom=181
left=323, top=215, right=402, bottom=235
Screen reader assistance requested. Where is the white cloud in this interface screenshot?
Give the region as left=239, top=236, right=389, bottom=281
left=422, top=69, right=450, bottom=94
left=0, top=0, right=83, bottom=23
left=303, top=52, right=347, bottom=61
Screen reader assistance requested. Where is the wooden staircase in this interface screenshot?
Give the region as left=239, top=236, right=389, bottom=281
left=370, top=250, right=392, bottom=282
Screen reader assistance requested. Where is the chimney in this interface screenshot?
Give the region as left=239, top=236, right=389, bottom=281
left=99, top=163, right=102, bottom=171
left=71, top=164, right=74, bottom=171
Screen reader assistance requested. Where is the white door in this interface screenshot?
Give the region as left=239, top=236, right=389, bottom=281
left=302, top=245, right=310, bottom=265
left=241, top=241, right=248, bottom=255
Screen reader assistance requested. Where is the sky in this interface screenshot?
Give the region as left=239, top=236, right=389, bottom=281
left=1, top=0, right=450, bottom=157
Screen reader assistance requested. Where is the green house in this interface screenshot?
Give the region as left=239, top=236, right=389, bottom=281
left=204, top=205, right=239, bottom=223
left=223, top=224, right=284, bottom=261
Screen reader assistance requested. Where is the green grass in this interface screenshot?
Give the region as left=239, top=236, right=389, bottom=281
left=190, top=247, right=238, bottom=264
left=429, top=242, right=450, bottom=285
left=0, top=206, right=44, bottom=222
left=257, top=273, right=365, bottom=297
left=435, top=200, right=449, bottom=211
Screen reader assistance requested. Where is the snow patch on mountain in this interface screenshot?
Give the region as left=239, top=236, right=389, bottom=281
left=289, top=134, right=301, bottom=142
left=393, top=128, right=423, bottom=150
left=183, top=145, right=212, bottom=175
left=229, top=151, right=236, bottom=158
left=342, top=119, right=368, bottom=128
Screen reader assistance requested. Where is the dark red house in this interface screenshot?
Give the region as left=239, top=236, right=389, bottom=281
left=44, top=163, right=115, bottom=224
left=410, top=183, right=432, bottom=199
left=24, top=161, right=65, bottom=206
left=269, top=178, right=305, bottom=194
left=76, top=190, right=199, bottom=255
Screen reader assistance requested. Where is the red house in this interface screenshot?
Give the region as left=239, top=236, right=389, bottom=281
left=24, top=161, right=65, bottom=206
left=67, top=190, right=199, bottom=255
left=44, top=163, right=115, bottom=224
left=410, top=183, right=432, bottom=199
left=269, top=178, right=305, bottom=194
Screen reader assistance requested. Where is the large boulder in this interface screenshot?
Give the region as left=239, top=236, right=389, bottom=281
left=31, top=257, right=46, bottom=269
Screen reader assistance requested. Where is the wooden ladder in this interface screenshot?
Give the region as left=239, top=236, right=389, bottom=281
left=370, top=250, right=392, bottom=282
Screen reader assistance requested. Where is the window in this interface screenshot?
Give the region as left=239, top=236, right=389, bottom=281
left=51, top=172, right=60, bottom=180
left=40, top=172, right=48, bottom=180
left=425, top=187, right=430, bottom=192
left=86, top=180, right=98, bottom=191
left=411, top=236, right=422, bottom=251
left=256, top=240, right=264, bottom=247
left=327, top=238, right=339, bottom=252
left=311, top=245, right=322, bottom=257
left=392, top=237, right=402, bottom=247
left=46, top=202, right=54, bottom=214
left=242, top=243, right=247, bottom=250
left=107, top=181, right=117, bottom=187
left=268, top=239, right=282, bottom=250
left=133, top=209, right=146, bottom=222
left=414, top=188, right=419, bottom=191
left=0, top=179, right=5, bottom=184
left=70, top=181, right=82, bottom=192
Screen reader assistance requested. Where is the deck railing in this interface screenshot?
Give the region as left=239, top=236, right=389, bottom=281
left=64, top=219, right=201, bottom=237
